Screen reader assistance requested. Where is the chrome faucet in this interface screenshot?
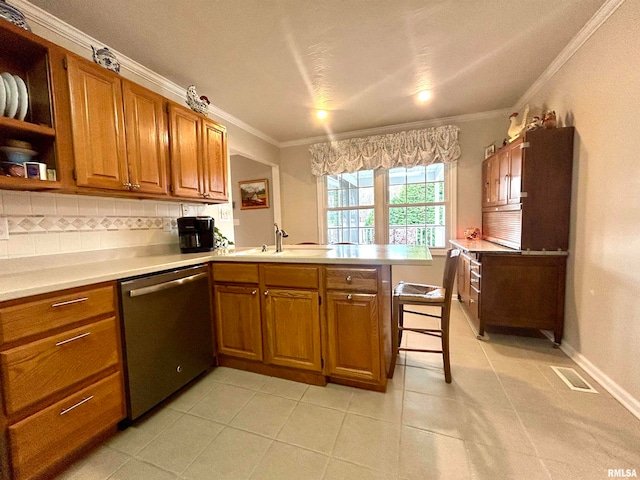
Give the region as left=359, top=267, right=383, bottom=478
left=274, top=223, right=289, bottom=252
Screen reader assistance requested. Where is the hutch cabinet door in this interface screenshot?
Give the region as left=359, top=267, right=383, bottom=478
left=325, top=292, right=380, bottom=382
left=122, top=81, right=168, bottom=195
left=507, top=139, right=523, bottom=204
left=202, top=119, right=229, bottom=201
left=67, top=56, right=128, bottom=190
left=168, top=104, right=203, bottom=199
left=263, top=289, right=322, bottom=372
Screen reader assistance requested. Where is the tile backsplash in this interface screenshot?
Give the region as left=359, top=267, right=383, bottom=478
left=0, top=191, right=212, bottom=259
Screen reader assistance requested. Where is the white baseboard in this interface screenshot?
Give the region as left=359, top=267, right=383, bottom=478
left=543, top=331, right=640, bottom=421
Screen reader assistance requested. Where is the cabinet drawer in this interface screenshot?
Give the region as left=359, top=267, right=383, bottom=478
left=470, top=259, right=481, bottom=275
left=8, top=372, right=125, bottom=480
left=1, top=317, right=120, bottom=416
left=470, top=270, right=481, bottom=289
left=212, top=263, right=259, bottom=284
left=326, top=267, right=378, bottom=292
left=263, top=265, right=319, bottom=289
left=0, top=285, right=115, bottom=345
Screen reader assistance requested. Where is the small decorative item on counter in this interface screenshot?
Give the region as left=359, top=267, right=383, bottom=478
left=92, top=46, right=121, bottom=73
left=214, top=226, right=234, bottom=249
left=186, top=85, right=211, bottom=115
left=464, top=227, right=481, bottom=240
left=507, top=104, right=530, bottom=141
left=46, top=168, right=57, bottom=181
left=542, top=110, right=557, bottom=129
left=0, top=0, right=31, bottom=31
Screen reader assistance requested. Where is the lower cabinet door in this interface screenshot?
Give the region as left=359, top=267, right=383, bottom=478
left=263, top=289, right=321, bottom=372
left=214, top=284, right=263, bottom=361
left=326, top=292, right=380, bottom=382
left=8, top=373, right=125, bottom=480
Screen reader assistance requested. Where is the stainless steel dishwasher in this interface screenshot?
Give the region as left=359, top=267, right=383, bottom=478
left=118, top=264, right=213, bottom=421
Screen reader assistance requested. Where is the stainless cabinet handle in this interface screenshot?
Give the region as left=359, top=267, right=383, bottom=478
left=251, top=290, right=257, bottom=295
left=469, top=299, right=475, bottom=304
left=56, top=332, right=90, bottom=346
left=132, top=184, right=141, bottom=189
left=60, top=395, right=93, bottom=415
left=346, top=275, right=352, bottom=282
left=347, top=294, right=353, bottom=300
left=123, top=182, right=132, bottom=188
left=471, top=278, right=479, bottom=284
left=264, top=290, right=269, bottom=296
left=52, top=297, right=88, bottom=308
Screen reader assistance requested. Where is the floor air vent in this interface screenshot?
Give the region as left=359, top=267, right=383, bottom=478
left=550, top=366, right=598, bottom=393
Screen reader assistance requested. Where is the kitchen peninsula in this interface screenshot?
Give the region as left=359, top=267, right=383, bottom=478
left=0, top=243, right=430, bottom=479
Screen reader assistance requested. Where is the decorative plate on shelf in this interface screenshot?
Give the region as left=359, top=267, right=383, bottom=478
left=1, top=72, right=18, bottom=118
left=13, top=74, right=28, bottom=121
left=0, top=75, right=5, bottom=115
left=0, top=0, right=31, bottom=31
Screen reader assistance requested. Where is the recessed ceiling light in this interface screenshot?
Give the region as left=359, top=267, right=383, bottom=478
left=316, top=110, right=328, bottom=120
left=417, top=90, right=431, bottom=102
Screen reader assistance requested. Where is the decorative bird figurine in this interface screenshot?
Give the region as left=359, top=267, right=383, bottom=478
left=186, top=85, right=211, bottom=115
left=507, top=104, right=530, bottom=141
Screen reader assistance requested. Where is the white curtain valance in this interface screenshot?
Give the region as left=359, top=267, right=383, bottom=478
left=309, top=125, right=461, bottom=176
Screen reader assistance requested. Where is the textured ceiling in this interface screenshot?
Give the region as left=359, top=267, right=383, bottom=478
left=27, top=0, right=607, bottom=143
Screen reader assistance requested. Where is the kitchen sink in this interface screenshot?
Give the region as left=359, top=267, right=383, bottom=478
left=233, top=246, right=333, bottom=257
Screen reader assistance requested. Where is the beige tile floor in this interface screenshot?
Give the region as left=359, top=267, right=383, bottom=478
left=56, top=301, right=640, bottom=479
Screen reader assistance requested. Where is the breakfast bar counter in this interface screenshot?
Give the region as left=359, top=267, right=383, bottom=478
left=0, top=244, right=432, bottom=302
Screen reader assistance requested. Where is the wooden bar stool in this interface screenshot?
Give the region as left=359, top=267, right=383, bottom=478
left=388, top=249, right=460, bottom=383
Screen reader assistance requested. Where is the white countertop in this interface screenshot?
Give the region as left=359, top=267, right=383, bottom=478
left=0, top=244, right=432, bottom=302
left=449, top=238, right=517, bottom=253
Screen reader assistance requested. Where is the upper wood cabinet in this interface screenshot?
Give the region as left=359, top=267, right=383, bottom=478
left=66, top=55, right=168, bottom=195
left=122, top=81, right=168, bottom=195
left=482, top=127, right=575, bottom=250
left=0, top=22, right=61, bottom=191
left=168, top=103, right=228, bottom=202
left=482, top=137, right=524, bottom=208
left=202, top=120, right=229, bottom=201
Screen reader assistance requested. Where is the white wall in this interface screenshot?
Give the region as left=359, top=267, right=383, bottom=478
left=525, top=0, right=640, bottom=408
left=230, top=155, right=274, bottom=247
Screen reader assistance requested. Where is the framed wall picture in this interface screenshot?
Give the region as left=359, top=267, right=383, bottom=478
left=484, top=144, right=496, bottom=159
left=239, top=179, right=269, bottom=209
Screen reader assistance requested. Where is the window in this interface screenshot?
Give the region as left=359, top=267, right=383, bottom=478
left=320, top=163, right=456, bottom=249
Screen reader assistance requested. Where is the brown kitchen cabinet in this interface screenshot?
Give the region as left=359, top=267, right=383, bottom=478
left=212, top=263, right=322, bottom=374
left=482, top=138, right=522, bottom=208
left=168, top=103, right=228, bottom=202
left=325, top=267, right=385, bottom=387
left=0, top=283, right=126, bottom=480
left=212, top=263, right=262, bottom=361
left=453, top=242, right=566, bottom=345
left=66, top=55, right=168, bottom=195
left=482, top=127, right=574, bottom=251
left=212, top=262, right=391, bottom=391
left=0, top=22, right=61, bottom=191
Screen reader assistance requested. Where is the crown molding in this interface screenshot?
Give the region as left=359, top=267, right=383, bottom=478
left=514, top=0, right=626, bottom=111
left=13, top=0, right=280, bottom=147
left=279, top=108, right=511, bottom=148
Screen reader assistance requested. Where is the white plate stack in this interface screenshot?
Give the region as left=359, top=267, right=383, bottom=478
left=0, top=72, right=29, bottom=121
